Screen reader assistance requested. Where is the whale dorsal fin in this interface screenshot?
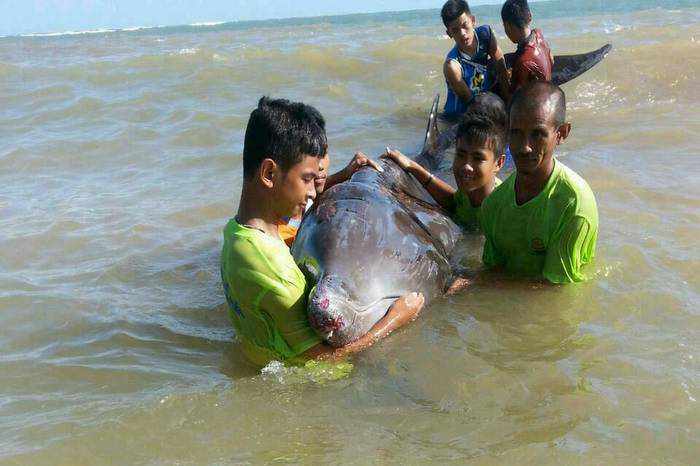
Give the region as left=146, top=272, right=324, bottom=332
left=421, top=94, right=440, bottom=156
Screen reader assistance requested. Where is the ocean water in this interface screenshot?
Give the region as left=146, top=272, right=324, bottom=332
left=1, top=0, right=699, bottom=464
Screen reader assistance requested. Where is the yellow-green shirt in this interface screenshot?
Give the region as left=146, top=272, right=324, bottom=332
left=220, top=219, right=322, bottom=366
left=452, top=177, right=502, bottom=231
left=480, top=161, right=598, bottom=283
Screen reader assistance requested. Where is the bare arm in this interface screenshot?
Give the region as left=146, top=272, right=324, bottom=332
left=302, top=292, right=424, bottom=361
left=488, top=33, right=511, bottom=102
left=324, top=152, right=382, bottom=191
left=444, top=60, right=473, bottom=104
left=383, top=148, right=457, bottom=211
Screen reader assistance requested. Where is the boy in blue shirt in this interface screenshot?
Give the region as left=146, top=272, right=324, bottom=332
left=441, top=0, right=509, bottom=116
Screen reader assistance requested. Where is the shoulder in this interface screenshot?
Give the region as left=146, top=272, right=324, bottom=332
left=481, top=172, right=515, bottom=221
left=476, top=24, right=493, bottom=38
left=553, top=162, right=598, bottom=217
left=533, top=28, right=550, bottom=44
left=445, top=45, right=460, bottom=62
left=222, top=221, right=293, bottom=275
left=483, top=173, right=514, bottom=206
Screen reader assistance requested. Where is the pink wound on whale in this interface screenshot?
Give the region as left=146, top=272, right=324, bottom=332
left=319, top=297, right=330, bottom=310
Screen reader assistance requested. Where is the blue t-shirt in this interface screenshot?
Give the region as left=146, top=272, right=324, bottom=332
left=444, top=25, right=494, bottom=116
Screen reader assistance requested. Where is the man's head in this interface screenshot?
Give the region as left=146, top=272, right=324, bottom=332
left=453, top=112, right=506, bottom=194
left=501, top=0, right=532, bottom=43
left=508, top=82, right=570, bottom=176
left=242, top=97, right=327, bottom=218
left=441, top=0, right=476, bottom=51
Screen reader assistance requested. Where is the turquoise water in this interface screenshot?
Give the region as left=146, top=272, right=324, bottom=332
left=0, top=1, right=698, bottom=463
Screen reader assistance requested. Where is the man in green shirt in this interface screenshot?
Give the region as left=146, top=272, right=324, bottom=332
left=480, top=82, right=598, bottom=283
left=221, top=97, right=424, bottom=366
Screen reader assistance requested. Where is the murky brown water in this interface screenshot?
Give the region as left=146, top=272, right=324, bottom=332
left=1, top=2, right=698, bottom=464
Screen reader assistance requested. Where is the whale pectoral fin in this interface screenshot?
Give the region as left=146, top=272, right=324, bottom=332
left=420, top=94, right=441, bottom=157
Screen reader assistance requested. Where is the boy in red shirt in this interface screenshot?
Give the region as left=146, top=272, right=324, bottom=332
left=501, top=0, right=553, bottom=99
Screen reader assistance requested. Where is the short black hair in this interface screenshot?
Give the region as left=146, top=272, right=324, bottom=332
left=456, top=112, right=506, bottom=158
left=441, top=0, right=471, bottom=28
left=242, top=97, right=327, bottom=179
left=501, top=0, right=532, bottom=29
left=467, top=92, right=507, bottom=130
left=509, top=81, right=567, bottom=127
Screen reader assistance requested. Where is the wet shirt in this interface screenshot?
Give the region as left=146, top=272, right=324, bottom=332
left=480, top=161, right=598, bottom=283
left=221, top=219, right=322, bottom=366
left=511, top=28, right=553, bottom=94
left=451, top=177, right=502, bottom=231
left=444, top=25, right=495, bottom=116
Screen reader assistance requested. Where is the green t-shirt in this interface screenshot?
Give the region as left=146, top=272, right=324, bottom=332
left=480, top=160, right=598, bottom=283
left=452, top=178, right=502, bottom=231
left=220, top=219, right=322, bottom=366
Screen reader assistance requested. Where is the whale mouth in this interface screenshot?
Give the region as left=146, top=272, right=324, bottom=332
left=308, top=291, right=401, bottom=346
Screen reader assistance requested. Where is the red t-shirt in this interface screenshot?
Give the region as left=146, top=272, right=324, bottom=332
left=511, top=29, right=553, bottom=93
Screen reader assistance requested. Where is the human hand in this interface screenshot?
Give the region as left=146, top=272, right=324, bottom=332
left=382, top=147, right=413, bottom=171
left=342, top=151, right=383, bottom=180
left=385, top=292, right=425, bottom=330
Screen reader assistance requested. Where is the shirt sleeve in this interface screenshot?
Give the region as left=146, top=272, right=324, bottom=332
left=543, top=215, right=597, bottom=284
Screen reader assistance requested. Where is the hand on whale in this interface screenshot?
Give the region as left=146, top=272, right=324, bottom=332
left=302, top=291, right=425, bottom=360
left=291, top=152, right=464, bottom=347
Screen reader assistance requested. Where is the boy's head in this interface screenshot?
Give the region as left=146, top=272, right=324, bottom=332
left=441, top=0, right=476, bottom=51
left=467, top=92, right=507, bottom=129
left=242, top=97, right=328, bottom=217
left=508, top=81, right=570, bottom=176
left=314, top=153, right=330, bottom=195
left=452, top=112, right=506, bottom=194
left=501, top=0, right=532, bottom=42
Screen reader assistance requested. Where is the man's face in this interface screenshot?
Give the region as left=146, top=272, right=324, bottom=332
left=273, top=155, right=319, bottom=218
left=452, top=138, right=503, bottom=193
left=508, top=100, right=567, bottom=177
left=314, top=154, right=330, bottom=195
left=446, top=13, right=476, bottom=51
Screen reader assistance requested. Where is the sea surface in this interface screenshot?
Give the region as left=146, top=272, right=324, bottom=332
left=1, top=0, right=699, bottom=464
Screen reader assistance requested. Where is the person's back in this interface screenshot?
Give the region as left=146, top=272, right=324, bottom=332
left=501, top=0, right=553, bottom=96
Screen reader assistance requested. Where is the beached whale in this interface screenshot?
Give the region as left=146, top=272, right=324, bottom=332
left=291, top=99, right=459, bottom=347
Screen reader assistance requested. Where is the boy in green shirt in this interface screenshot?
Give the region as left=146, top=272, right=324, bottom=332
left=221, top=97, right=424, bottom=366
left=480, top=82, right=598, bottom=283
left=382, top=94, right=507, bottom=231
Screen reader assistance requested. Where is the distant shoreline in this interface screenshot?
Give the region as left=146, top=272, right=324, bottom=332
left=3, top=0, right=519, bottom=39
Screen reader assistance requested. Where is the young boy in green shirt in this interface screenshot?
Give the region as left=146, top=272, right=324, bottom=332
left=480, top=82, right=598, bottom=283
left=221, top=97, right=424, bottom=366
left=382, top=95, right=507, bottom=231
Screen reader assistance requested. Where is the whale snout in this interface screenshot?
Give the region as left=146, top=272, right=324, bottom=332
left=307, top=276, right=355, bottom=347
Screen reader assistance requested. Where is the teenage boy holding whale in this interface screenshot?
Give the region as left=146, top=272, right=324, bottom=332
left=221, top=97, right=423, bottom=366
